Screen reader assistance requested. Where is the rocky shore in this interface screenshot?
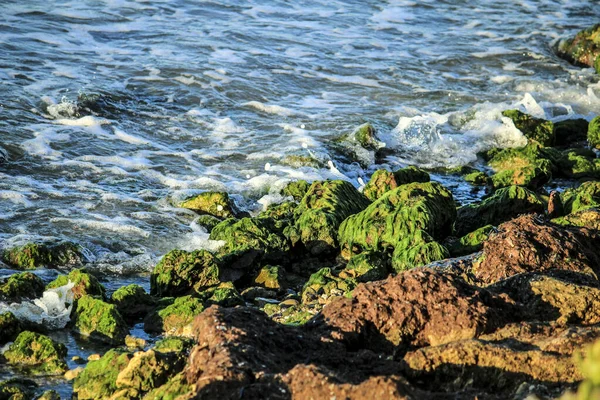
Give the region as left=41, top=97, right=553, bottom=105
left=1, top=24, right=600, bottom=400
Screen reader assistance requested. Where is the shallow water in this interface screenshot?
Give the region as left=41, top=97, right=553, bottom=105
left=1, top=0, right=599, bottom=272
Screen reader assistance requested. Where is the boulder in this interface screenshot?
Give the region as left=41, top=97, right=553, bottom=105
left=72, top=295, right=129, bottom=345
left=1, top=242, right=83, bottom=270
left=72, top=349, right=132, bottom=400
left=3, top=331, right=67, bottom=375
left=362, top=167, right=430, bottom=201
left=110, top=284, right=156, bottom=321
left=0, top=312, right=22, bottom=345
left=588, top=115, right=600, bottom=149
left=0, top=272, right=44, bottom=301
left=561, top=181, right=600, bottom=214
left=178, top=191, right=244, bottom=219
left=554, top=118, right=588, bottom=147
left=557, top=24, right=600, bottom=69
left=144, top=296, right=205, bottom=337
left=501, top=109, right=555, bottom=147
left=486, top=144, right=553, bottom=189
left=280, top=180, right=310, bottom=202
left=46, top=268, right=105, bottom=300
left=552, top=207, right=600, bottom=230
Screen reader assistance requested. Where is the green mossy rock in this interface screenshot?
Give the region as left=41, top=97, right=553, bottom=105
left=588, top=116, right=600, bottom=149
left=178, top=191, right=242, bottom=219
left=254, top=265, right=286, bottom=290
left=557, top=24, right=600, bottom=68
left=287, top=180, right=371, bottom=256
left=263, top=302, right=314, bottom=326
left=301, top=267, right=356, bottom=304
left=46, top=268, right=105, bottom=300
left=464, top=171, right=489, bottom=186
left=391, top=231, right=450, bottom=272
left=150, top=250, right=220, bottom=298
left=0, top=272, right=44, bottom=301
left=502, top=109, right=555, bottom=146
left=72, top=296, right=129, bottom=345
left=552, top=208, right=600, bottom=230
left=153, top=337, right=194, bottom=356
left=568, top=339, right=600, bottom=400
left=338, top=182, right=456, bottom=258
left=487, top=144, right=553, bottom=189
left=281, top=180, right=310, bottom=202
left=554, top=118, right=588, bottom=147
left=37, top=389, right=61, bottom=400
left=210, top=216, right=290, bottom=270
left=72, top=349, right=132, bottom=400
left=281, top=154, right=325, bottom=169
left=363, top=166, right=430, bottom=201
left=0, top=312, right=22, bottom=345
left=3, top=331, right=67, bottom=375
left=115, top=349, right=186, bottom=394
left=556, top=149, right=600, bottom=179
left=0, top=379, right=36, bottom=400
left=196, top=282, right=244, bottom=307
left=446, top=225, right=495, bottom=257
left=455, top=186, right=544, bottom=236
left=141, top=372, right=194, bottom=400
left=257, top=202, right=296, bottom=221
left=2, top=242, right=83, bottom=270
left=143, top=295, right=204, bottom=337
left=194, top=214, right=221, bottom=233
left=354, top=123, right=381, bottom=150
left=561, top=181, right=600, bottom=214
left=111, top=284, right=156, bottom=321
left=339, top=251, right=390, bottom=282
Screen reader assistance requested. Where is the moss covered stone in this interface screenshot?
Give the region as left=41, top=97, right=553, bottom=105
left=1, top=242, right=83, bottom=270
left=446, top=225, right=495, bottom=257
left=588, top=116, right=600, bottom=149
left=115, top=349, right=186, bottom=394
left=254, top=265, right=286, bottom=290
left=0, top=312, right=22, bottom=345
left=287, top=180, right=371, bottom=256
left=339, top=251, right=389, bottom=282
left=464, top=171, right=489, bottom=186
left=301, top=267, right=356, bottom=304
left=353, top=123, right=380, bottom=150
left=554, top=118, right=588, bottom=147
left=263, top=303, right=314, bottom=326
left=178, top=191, right=243, bottom=219
left=194, top=214, right=221, bottom=233
left=258, top=201, right=297, bottom=221
left=46, top=268, right=105, bottom=300
left=487, top=144, right=553, bottom=189
left=3, top=331, right=67, bottom=375
left=144, top=295, right=204, bottom=337
left=390, top=230, right=450, bottom=272
left=556, top=149, right=600, bottom=179
left=72, top=349, right=132, bottom=400
left=557, top=24, right=600, bottom=68
left=210, top=216, right=290, bottom=270
left=561, top=181, right=600, bottom=214
left=0, top=379, right=36, bottom=400
left=72, top=295, right=129, bottom=345
left=150, top=250, right=220, bottom=298
left=502, top=109, right=555, bottom=146
left=281, top=180, right=310, bottom=202
left=111, top=284, right=156, bottom=321
left=153, top=337, right=194, bottom=356
left=552, top=208, right=600, bottom=230
left=455, top=186, right=544, bottom=236
left=141, top=372, right=194, bottom=400
left=0, top=272, right=44, bottom=302
left=196, top=282, right=244, bottom=307
left=37, top=390, right=61, bottom=400
left=363, top=166, right=430, bottom=201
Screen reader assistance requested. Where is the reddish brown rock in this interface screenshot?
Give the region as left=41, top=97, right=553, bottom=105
left=473, top=215, right=600, bottom=285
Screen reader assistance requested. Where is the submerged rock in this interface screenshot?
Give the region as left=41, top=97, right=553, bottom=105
left=178, top=191, right=245, bottom=219
left=72, top=295, right=129, bottom=345
left=46, top=268, right=105, bottom=300
left=362, top=166, right=430, bottom=201
left=3, top=331, right=67, bottom=375
left=0, top=272, right=44, bottom=302
left=0, top=312, right=22, bottom=345
left=502, top=109, right=555, bottom=147
left=2, top=242, right=84, bottom=270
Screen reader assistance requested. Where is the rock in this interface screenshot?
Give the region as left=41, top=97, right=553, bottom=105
left=111, top=284, right=156, bottom=321
left=554, top=118, right=588, bottom=147
left=0, top=312, right=22, bottom=345
left=141, top=372, right=194, bottom=400
left=46, top=268, right=105, bottom=300
left=561, top=181, right=600, bottom=214
left=280, top=180, right=310, bottom=202
left=548, top=190, right=565, bottom=218
left=194, top=214, right=221, bottom=233
left=362, top=167, right=430, bottom=201
left=502, top=109, right=555, bottom=147
left=240, top=286, right=277, bottom=302
left=115, top=349, right=185, bottom=394
left=87, top=354, right=101, bottom=361
left=37, top=389, right=61, bottom=400
left=318, top=268, right=510, bottom=353
left=210, top=216, right=290, bottom=271
left=588, top=115, right=600, bottom=149
left=254, top=265, right=286, bottom=290
left=487, top=144, right=553, bottom=189
left=0, top=378, right=36, bottom=400
left=72, top=355, right=85, bottom=364
left=150, top=250, right=220, bottom=298
left=73, top=349, right=132, bottom=400
left=3, top=331, right=68, bottom=375
left=353, top=123, right=381, bottom=150
left=338, top=182, right=455, bottom=271
left=338, top=251, right=390, bottom=282
left=1, top=241, right=83, bottom=270
left=464, top=170, right=489, bottom=186
left=454, top=185, right=544, bottom=236
left=65, top=367, right=84, bottom=381
left=154, top=336, right=194, bottom=356
left=286, top=180, right=371, bottom=257
left=144, top=295, right=205, bottom=337
left=556, top=148, right=600, bottom=179
left=301, top=267, right=356, bottom=305
left=0, top=271, right=44, bottom=301
left=445, top=225, right=495, bottom=257
left=125, top=335, right=146, bottom=350
left=472, top=215, right=600, bottom=285
left=196, top=282, right=244, bottom=307
left=557, top=24, right=600, bottom=68
left=280, top=154, right=325, bottom=169
left=178, top=191, right=244, bottom=219
left=257, top=201, right=296, bottom=221
left=552, top=207, right=600, bottom=230
left=263, top=302, right=315, bottom=326
left=72, top=295, right=129, bottom=345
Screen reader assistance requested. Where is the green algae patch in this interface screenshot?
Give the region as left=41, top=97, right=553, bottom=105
left=3, top=331, right=67, bottom=375
left=561, top=181, right=600, bottom=214
left=1, top=242, right=83, bottom=270
left=455, top=185, right=544, bottom=236
left=301, top=267, right=357, bottom=304
left=487, top=144, right=553, bottom=189
left=0, top=378, right=36, bottom=400
left=254, top=265, right=286, bottom=289
left=446, top=225, right=495, bottom=257
left=281, top=180, right=310, bottom=202
left=0, top=272, right=44, bottom=302
left=72, top=295, right=129, bottom=345
left=196, top=282, right=244, bottom=307
left=557, top=23, right=600, bottom=68
left=0, top=312, right=22, bottom=345
left=552, top=208, right=600, bottom=231
left=464, top=171, right=489, bottom=186
left=150, top=249, right=220, bottom=298
left=258, top=201, right=297, bottom=221
left=353, top=123, right=381, bottom=150
left=556, top=149, right=600, bottom=179
left=178, top=191, right=242, bottom=219
left=502, top=109, right=555, bottom=147
left=142, top=372, right=194, bottom=400
left=390, top=231, right=450, bottom=272
left=111, top=284, right=156, bottom=321
left=588, top=116, right=600, bottom=149
left=115, top=349, right=186, bottom=394
left=339, top=251, right=390, bottom=282
left=194, top=214, right=221, bottom=233
left=73, top=348, right=132, bottom=400
left=363, top=166, right=430, bottom=201
left=46, top=268, right=105, bottom=300
left=144, top=295, right=205, bottom=337
left=153, top=337, right=194, bottom=356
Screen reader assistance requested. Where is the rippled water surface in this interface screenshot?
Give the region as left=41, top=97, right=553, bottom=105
left=1, top=0, right=599, bottom=270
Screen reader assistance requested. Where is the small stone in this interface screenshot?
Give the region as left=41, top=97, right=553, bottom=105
left=87, top=354, right=101, bottom=361
left=72, top=356, right=86, bottom=364
left=125, top=335, right=146, bottom=349
left=65, top=367, right=84, bottom=381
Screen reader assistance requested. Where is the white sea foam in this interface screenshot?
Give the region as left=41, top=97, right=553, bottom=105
left=50, top=217, right=151, bottom=238
left=113, top=128, right=149, bottom=145
left=244, top=101, right=299, bottom=117
left=56, top=115, right=110, bottom=127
